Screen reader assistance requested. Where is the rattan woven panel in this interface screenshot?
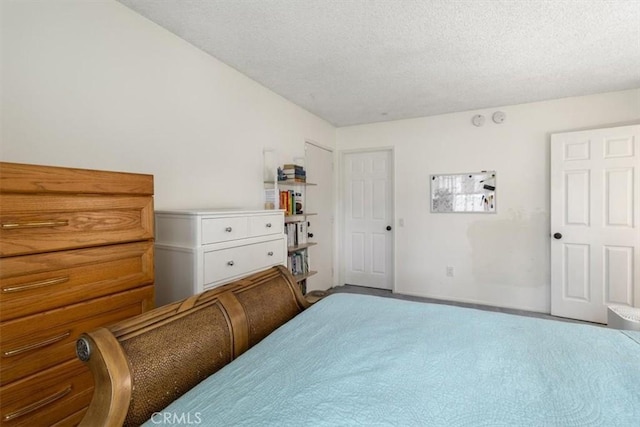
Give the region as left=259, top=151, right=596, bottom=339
left=234, top=276, right=301, bottom=347
left=120, top=303, right=232, bottom=426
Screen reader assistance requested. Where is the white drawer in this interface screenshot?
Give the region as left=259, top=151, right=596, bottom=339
left=201, top=216, right=248, bottom=244
left=248, top=213, right=284, bottom=237
left=203, top=239, right=284, bottom=287
left=254, top=238, right=285, bottom=269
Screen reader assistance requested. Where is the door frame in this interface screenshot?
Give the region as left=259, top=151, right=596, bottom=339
left=304, top=139, right=338, bottom=289
left=338, top=147, right=396, bottom=291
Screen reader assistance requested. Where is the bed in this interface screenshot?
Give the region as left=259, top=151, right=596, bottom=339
left=77, top=266, right=640, bottom=426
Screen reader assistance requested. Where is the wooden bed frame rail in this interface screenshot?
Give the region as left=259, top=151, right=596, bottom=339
left=76, top=266, right=310, bottom=426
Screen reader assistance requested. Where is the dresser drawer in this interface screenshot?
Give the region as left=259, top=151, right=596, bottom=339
left=0, top=358, right=93, bottom=427
left=0, top=241, right=153, bottom=321
left=51, top=407, right=87, bottom=427
left=0, top=194, right=153, bottom=257
left=0, top=162, right=153, bottom=196
left=248, top=213, right=284, bottom=237
left=252, top=238, right=286, bottom=269
left=0, top=285, right=153, bottom=386
left=203, top=238, right=285, bottom=288
left=201, top=216, right=249, bottom=244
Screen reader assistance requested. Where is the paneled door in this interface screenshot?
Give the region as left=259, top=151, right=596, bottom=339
left=305, top=142, right=334, bottom=292
left=343, top=149, right=394, bottom=289
left=551, top=125, right=639, bottom=323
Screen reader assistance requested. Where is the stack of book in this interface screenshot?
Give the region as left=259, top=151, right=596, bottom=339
left=279, top=164, right=306, bottom=182
left=287, top=251, right=309, bottom=277
left=279, top=190, right=304, bottom=215
left=285, top=222, right=308, bottom=247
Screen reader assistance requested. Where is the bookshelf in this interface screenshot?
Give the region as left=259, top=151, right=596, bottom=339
left=263, top=152, right=320, bottom=294
left=264, top=178, right=318, bottom=294
left=288, top=242, right=317, bottom=252
left=279, top=180, right=318, bottom=293
left=284, top=212, right=317, bottom=223
left=291, top=270, right=317, bottom=283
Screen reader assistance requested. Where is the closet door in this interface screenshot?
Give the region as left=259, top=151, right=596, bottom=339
left=305, top=142, right=334, bottom=292
left=550, top=125, right=639, bottom=323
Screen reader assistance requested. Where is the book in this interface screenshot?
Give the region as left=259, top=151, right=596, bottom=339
left=294, top=191, right=303, bottom=214
left=282, top=165, right=306, bottom=182
left=283, top=164, right=304, bottom=171
left=283, top=172, right=306, bottom=182
left=303, top=250, right=309, bottom=273
left=279, top=190, right=299, bottom=215
left=288, top=190, right=294, bottom=215
left=285, top=223, right=296, bottom=247
left=289, top=252, right=307, bottom=275
left=296, top=221, right=307, bottom=245
left=283, top=169, right=305, bottom=175
left=288, top=253, right=305, bottom=275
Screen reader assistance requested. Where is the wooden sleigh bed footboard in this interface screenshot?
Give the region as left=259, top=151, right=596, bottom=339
left=76, top=266, right=310, bottom=426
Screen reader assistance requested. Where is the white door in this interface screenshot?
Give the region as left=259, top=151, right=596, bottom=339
left=305, top=142, right=334, bottom=292
left=343, top=149, right=394, bottom=289
left=551, top=125, right=640, bottom=323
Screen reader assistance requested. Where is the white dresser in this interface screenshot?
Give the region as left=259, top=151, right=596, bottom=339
left=155, top=209, right=286, bottom=306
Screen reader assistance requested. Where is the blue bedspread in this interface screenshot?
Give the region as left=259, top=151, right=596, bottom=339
left=146, top=294, right=640, bottom=426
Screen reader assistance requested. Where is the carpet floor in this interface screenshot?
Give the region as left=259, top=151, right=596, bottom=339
left=321, top=284, right=598, bottom=327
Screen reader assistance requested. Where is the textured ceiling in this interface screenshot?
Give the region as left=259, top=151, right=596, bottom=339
left=118, top=0, right=640, bottom=127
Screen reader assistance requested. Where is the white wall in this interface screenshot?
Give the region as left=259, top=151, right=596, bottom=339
left=3, top=1, right=638, bottom=312
left=0, top=0, right=335, bottom=210
left=337, top=89, right=640, bottom=313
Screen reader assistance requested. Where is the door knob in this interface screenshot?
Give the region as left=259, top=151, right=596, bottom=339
left=386, top=226, right=392, bottom=231
left=553, top=233, right=562, bottom=240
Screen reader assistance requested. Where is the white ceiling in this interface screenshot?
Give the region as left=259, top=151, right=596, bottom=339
left=118, top=0, right=640, bottom=127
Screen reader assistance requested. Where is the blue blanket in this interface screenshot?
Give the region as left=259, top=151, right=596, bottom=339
left=146, top=294, right=640, bottom=426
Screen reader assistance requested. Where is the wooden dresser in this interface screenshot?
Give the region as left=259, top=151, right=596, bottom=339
left=0, top=162, right=155, bottom=426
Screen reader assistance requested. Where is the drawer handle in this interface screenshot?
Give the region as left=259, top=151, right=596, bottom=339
left=267, top=251, right=274, bottom=256
left=3, top=331, right=71, bottom=358
left=1, top=220, right=69, bottom=229
left=225, top=227, right=233, bottom=232
left=3, top=386, right=72, bottom=422
left=266, top=223, right=272, bottom=228
left=227, top=261, right=235, bottom=266
left=2, top=276, right=69, bottom=293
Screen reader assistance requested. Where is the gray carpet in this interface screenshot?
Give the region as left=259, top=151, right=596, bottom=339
left=327, top=284, right=599, bottom=327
